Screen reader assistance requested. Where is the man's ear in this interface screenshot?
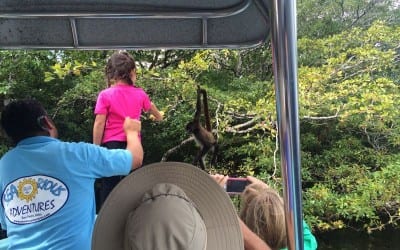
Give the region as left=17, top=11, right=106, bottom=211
left=44, top=116, right=58, bottom=138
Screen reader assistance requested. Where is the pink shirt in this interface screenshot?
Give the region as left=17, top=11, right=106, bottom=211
left=94, top=83, right=152, bottom=143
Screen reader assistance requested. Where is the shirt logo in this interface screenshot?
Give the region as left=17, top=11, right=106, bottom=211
left=2, top=175, right=69, bottom=224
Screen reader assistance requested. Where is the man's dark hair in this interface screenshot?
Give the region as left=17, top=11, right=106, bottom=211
left=105, top=51, right=136, bottom=86
left=1, top=99, right=48, bottom=144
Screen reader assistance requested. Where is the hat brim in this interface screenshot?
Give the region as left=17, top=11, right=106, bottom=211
left=92, top=162, right=244, bottom=250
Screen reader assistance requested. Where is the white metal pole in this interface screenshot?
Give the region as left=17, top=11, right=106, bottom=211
left=270, top=0, right=303, bottom=249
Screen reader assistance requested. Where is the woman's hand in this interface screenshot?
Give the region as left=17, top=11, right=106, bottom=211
left=210, top=174, right=229, bottom=189
left=246, top=176, right=270, bottom=189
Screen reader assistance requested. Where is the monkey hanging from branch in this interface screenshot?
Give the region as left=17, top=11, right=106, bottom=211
left=186, top=85, right=218, bottom=170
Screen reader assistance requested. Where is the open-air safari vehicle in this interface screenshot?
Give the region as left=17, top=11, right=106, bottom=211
left=0, top=1, right=303, bottom=249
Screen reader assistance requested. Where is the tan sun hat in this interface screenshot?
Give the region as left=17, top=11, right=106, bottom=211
left=92, top=162, right=244, bottom=250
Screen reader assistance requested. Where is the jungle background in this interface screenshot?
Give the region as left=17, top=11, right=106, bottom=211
left=0, top=0, right=399, bottom=247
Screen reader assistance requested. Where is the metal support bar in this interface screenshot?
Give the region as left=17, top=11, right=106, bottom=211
left=69, top=18, right=79, bottom=48
left=202, top=18, right=208, bottom=45
left=270, top=0, right=303, bottom=250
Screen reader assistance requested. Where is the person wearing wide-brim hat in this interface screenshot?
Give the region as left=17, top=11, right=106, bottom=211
left=92, top=162, right=244, bottom=250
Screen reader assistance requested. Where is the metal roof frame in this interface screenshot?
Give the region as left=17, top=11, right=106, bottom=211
left=0, top=0, right=270, bottom=49
left=0, top=1, right=304, bottom=249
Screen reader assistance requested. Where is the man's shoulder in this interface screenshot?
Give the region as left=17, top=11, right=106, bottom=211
left=62, top=141, right=129, bottom=155
left=60, top=140, right=98, bottom=149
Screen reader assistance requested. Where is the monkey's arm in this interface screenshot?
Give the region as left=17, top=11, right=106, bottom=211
left=200, top=89, right=212, bottom=132
left=148, top=102, right=164, bottom=121
left=93, top=114, right=106, bottom=145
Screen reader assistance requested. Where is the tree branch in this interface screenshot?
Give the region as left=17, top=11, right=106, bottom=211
left=271, top=122, right=279, bottom=179
left=303, top=108, right=340, bottom=120
left=161, top=137, right=194, bottom=162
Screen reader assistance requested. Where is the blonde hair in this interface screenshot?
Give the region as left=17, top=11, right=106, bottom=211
left=239, top=183, right=287, bottom=250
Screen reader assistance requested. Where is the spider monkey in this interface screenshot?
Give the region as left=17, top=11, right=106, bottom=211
left=186, top=86, right=218, bottom=170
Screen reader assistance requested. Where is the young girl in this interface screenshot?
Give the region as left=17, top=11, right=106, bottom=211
left=93, top=51, right=163, bottom=209
left=212, top=175, right=318, bottom=250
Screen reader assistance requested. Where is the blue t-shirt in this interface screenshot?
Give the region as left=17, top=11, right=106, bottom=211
left=0, top=136, right=132, bottom=250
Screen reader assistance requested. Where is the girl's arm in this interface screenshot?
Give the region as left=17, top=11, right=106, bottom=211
left=93, top=114, right=106, bottom=145
left=148, top=102, right=163, bottom=121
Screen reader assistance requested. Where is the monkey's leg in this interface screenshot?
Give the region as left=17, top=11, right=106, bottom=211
left=199, top=157, right=206, bottom=171
left=195, top=147, right=209, bottom=170
left=192, top=156, right=199, bottom=167
left=210, top=143, right=219, bottom=167
left=192, top=147, right=203, bottom=167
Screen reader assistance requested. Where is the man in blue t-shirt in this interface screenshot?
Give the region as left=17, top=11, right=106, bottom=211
left=0, top=99, right=143, bottom=250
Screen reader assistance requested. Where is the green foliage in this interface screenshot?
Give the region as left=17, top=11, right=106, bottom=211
left=298, top=20, right=400, bottom=232
left=0, top=50, right=58, bottom=101
left=299, top=21, right=400, bottom=154
left=54, top=70, right=103, bottom=142
left=304, top=155, right=400, bottom=232
left=297, top=0, right=399, bottom=38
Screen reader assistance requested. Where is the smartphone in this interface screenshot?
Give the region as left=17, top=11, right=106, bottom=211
left=226, top=177, right=249, bottom=194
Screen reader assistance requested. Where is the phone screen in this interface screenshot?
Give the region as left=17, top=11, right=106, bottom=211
left=226, top=178, right=249, bottom=194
